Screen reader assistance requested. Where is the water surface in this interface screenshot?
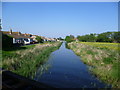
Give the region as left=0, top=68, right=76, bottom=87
left=34, top=42, right=110, bottom=88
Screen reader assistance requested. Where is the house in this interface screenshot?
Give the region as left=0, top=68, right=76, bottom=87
left=40, top=36, right=48, bottom=42
left=30, top=35, right=38, bottom=43
left=44, top=37, right=57, bottom=42
left=2, top=29, right=33, bottom=45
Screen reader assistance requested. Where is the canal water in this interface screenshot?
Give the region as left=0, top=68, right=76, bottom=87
left=34, top=42, right=110, bottom=88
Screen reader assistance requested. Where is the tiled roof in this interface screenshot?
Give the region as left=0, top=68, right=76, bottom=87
left=7, top=33, right=31, bottom=39
left=2, top=31, right=32, bottom=39
left=23, top=33, right=32, bottom=36
left=2, top=31, right=19, bottom=34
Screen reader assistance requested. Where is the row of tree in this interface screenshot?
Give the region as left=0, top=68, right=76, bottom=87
left=65, top=31, right=120, bottom=43
left=65, top=35, right=75, bottom=43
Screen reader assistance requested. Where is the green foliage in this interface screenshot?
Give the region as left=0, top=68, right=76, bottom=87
left=77, top=31, right=120, bottom=43
left=2, top=42, right=62, bottom=78
left=35, top=36, right=43, bottom=43
left=86, top=50, right=96, bottom=55
left=22, top=44, right=35, bottom=49
left=2, top=33, right=13, bottom=50
left=96, top=32, right=113, bottom=42
left=69, top=35, right=75, bottom=39
left=77, top=33, right=97, bottom=42
left=65, top=35, right=75, bottom=43
left=113, top=32, right=120, bottom=43
left=103, top=57, right=113, bottom=64
left=14, top=46, right=59, bottom=77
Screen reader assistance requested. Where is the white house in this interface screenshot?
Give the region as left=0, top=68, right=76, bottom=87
left=2, top=29, right=33, bottom=45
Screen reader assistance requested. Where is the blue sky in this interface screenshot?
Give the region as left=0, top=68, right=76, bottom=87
left=2, top=2, right=118, bottom=38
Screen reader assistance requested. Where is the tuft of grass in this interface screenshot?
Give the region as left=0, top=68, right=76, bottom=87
left=67, top=41, right=120, bottom=88
left=2, top=42, right=62, bottom=78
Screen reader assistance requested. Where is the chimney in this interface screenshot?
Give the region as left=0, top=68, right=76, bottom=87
left=10, top=29, right=12, bottom=34
left=18, top=32, right=21, bottom=35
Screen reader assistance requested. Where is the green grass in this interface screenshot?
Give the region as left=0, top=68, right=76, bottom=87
left=21, top=44, right=35, bottom=49
left=67, top=41, right=120, bottom=88
left=14, top=46, right=60, bottom=78
left=2, top=44, right=36, bottom=59
left=2, top=42, right=62, bottom=78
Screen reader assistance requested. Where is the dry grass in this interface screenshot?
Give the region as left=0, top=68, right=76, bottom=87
left=2, top=42, right=62, bottom=77
left=67, top=41, right=120, bottom=88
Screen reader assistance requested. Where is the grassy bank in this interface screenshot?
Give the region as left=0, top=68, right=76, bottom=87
left=67, top=41, right=120, bottom=88
left=2, top=42, right=62, bottom=78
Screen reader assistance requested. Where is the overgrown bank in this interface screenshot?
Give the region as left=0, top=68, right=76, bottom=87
left=67, top=41, right=120, bottom=88
left=2, top=42, right=62, bottom=78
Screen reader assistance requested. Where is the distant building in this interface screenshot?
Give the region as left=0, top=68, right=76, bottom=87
left=31, top=35, right=39, bottom=43
left=2, top=29, right=33, bottom=45
left=41, top=36, right=48, bottom=42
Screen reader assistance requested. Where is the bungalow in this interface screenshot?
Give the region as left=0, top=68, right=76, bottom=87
left=2, top=29, right=33, bottom=45
left=40, top=36, right=48, bottom=42
left=44, top=37, right=57, bottom=42
left=30, top=35, right=38, bottom=43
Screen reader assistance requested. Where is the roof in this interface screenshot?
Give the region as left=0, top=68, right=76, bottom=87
left=2, top=31, right=32, bottom=39
left=23, top=33, right=32, bottom=36
left=32, top=35, right=38, bottom=36
left=41, top=36, right=46, bottom=39
left=2, top=31, right=19, bottom=34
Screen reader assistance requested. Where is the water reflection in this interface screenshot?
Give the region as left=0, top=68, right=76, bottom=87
left=34, top=63, right=52, bottom=81
left=34, top=42, right=111, bottom=88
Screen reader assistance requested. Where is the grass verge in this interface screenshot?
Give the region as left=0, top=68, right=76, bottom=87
left=2, top=42, right=62, bottom=78
left=67, top=41, right=120, bottom=88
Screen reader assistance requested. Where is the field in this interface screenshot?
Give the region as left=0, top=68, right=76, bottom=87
left=80, top=42, right=119, bottom=51
left=67, top=41, right=120, bottom=88
left=2, top=42, right=62, bottom=78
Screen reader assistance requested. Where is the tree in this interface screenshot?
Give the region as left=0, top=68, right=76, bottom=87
left=113, top=32, right=120, bottom=43
left=88, top=33, right=97, bottom=42
left=96, top=32, right=113, bottom=42
left=35, top=36, right=43, bottom=43
left=65, top=36, right=74, bottom=43
left=77, top=34, right=97, bottom=42
left=76, top=31, right=120, bottom=43
left=70, top=35, right=75, bottom=39
left=77, top=35, right=87, bottom=42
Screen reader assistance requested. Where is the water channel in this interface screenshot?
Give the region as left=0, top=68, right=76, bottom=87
left=34, top=42, right=110, bottom=88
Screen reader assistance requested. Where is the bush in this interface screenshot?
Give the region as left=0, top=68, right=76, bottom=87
left=35, top=36, right=43, bottom=43
left=2, top=33, right=13, bottom=50
left=65, top=36, right=75, bottom=43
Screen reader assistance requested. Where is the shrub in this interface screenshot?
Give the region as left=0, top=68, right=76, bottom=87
left=2, top=33, right=13, bottom=50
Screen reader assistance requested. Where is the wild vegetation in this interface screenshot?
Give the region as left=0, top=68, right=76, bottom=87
left=65, top=31, right=120, bottom=43
left=35, top=36, right=44, bottom=43
left=2, top=42, right=62, bottom=78
left=77, top=31, right=120, bottom=43
left=65, top=35, right=75, bottom=43
left=67, top=41, right=120, bottom=88
left=2, top=33, right=13, bottom=50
